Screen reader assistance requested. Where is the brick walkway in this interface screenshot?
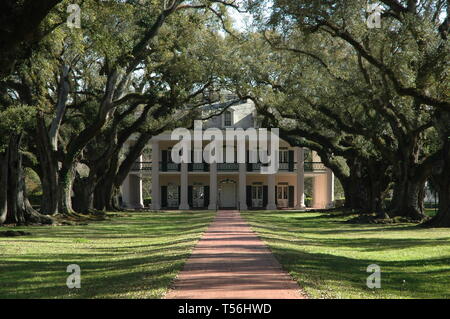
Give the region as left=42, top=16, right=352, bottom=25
left=165, top=210, right=306, bottom=299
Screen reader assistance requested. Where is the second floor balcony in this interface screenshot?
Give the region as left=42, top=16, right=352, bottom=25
left=131, top=161, right=327, bottom=173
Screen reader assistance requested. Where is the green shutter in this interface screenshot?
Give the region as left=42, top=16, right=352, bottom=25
left=288, top=150, right=294, bottom=171
left=161, top=186, right=167, bottom=208
left=288, top=186, right=295, bottom=207
left=188, top=186, right=193, bottom=208
left=246, top=186, right=252, bottom=208
left=204, top=186, right=210, bottom=208
left=161, top=150, right=168, bottom=171
left=263, top=186, right=268, bottom=208
left=246, top=150, right=252, bottom=171
left=275, top=186, right=278, bottom=205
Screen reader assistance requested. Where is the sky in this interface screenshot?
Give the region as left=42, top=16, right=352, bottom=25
left=229, top=8, right=254, bottom=31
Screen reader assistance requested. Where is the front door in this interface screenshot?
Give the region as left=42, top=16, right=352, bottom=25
left=252, top=185, right=263, bottom=208
left=277, top=185, right=288, bottom=208
left=192, top=186, right=204, bottom=208
left=220, top=183, right=236, bottom=208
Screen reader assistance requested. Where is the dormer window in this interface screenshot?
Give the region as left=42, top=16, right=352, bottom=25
left=224, top=110, right=233, bottom=127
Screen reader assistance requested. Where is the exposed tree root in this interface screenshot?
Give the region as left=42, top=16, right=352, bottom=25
left=0, top=230, right=32, bottom=237
left=345, top=213, right=428, bottom=225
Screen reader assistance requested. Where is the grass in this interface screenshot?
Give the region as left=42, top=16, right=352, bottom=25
left=241, top=210, right=450, bottom=299
left=2, top=208, right=447, bottom=299
left=0, top=211, right=215, bottom=299
left=425, top=208, right=438, bottom=218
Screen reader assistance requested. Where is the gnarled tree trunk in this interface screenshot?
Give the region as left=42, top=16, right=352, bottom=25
left=94, top=152, right=121, bottom=211
left=389, top=167, right=427, bottom=221
left=72, top=175, right=95, bottom=214
left=424, top=132, right=450, bottom=227
left=341, top=158, right=390, bottom=217
left=2, top=135, right=53, bottom=225
left=35, top=116, right=59, bottom=215
left=0, top=150, right=9, bottom=224
left=58, top=164, right=76, bottom=216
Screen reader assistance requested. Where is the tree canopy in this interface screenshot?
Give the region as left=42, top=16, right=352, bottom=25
left=0, top=0, right=449, bottom=226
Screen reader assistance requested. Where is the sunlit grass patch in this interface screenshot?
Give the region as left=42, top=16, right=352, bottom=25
left=0, top=211, right=214, bottom=299
left=241, top=210, right=450, bottom=299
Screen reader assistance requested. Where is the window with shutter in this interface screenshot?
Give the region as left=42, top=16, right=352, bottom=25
left=224, top=110, right=232, bottom=127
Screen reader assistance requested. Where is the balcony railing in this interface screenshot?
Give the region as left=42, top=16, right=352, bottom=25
left=248, top=163, right=262, bottom=171
left=189, top=163, right=210, bottom=172
left=247, top=162, right=296, bottom=172
left=217, top=163, right=239, bottom=171
left=130, top=161, right=180, bottom=172
left=304, top=162, right=326, bottom=172
left=165, top=163, right=181, bottom=171
left=131, top=161, right=152, bottom=171
left=130, top=161, right=327, bottom=173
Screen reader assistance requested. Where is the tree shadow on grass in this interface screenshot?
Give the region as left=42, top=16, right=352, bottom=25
left=0, top=211, right=216, bottom=299
left=241, top=211, right=450, bottom=298
left=271, top=247, right=450, bottom=298
left=243, top=210, right=422, bottom=232
left=0, top=244, right=196, bottom=299
left=252, top=225, right=450, bottom=251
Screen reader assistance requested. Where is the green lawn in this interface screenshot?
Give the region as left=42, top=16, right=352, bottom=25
left=241, top=210, right=450, bottom=299
left=0, top=211, right=215, bottom=299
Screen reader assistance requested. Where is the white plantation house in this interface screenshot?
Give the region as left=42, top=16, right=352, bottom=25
left=121, top=98, right=334, bottom=210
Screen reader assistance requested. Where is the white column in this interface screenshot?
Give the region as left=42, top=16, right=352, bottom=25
left=208, top=163, right=217, bottom=210
left=121, top=174, right=131, bottom=208
left=266, top=174, right=277, bottom=210
left=179, top=162, right=189, bottom=210
left=239, top=163, right=247, bottom=210
left=326, top=168, right=335, bottom=208
left=312, top=174, right=327, bottom=209
left=312, top=175, right=320, bottom=208
left=128, top=175, right=143, bottom=208
left=138, top=176, right=144, bottom=208
left=151, top=139, right=160, bottom=210
left=296, top=147, right=305, bottom=209
left=136, top=155, right=144, bottom=208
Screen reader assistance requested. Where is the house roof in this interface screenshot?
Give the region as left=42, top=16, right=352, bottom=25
left=200, top=98, right=246, bottom=112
